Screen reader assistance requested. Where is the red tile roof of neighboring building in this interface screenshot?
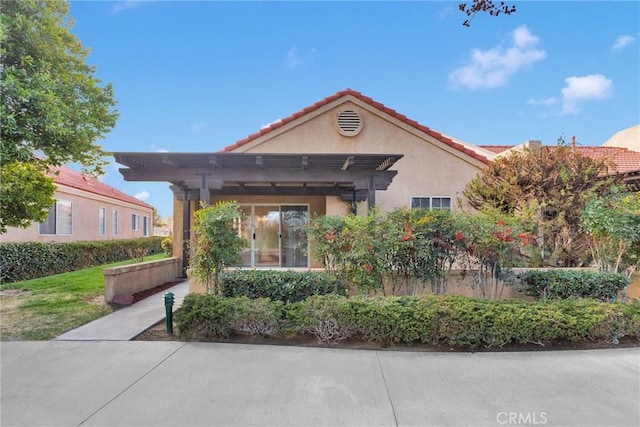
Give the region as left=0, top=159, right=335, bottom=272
left=222, top=88, right=492, bottom=165
left=478, top=145, right=640, bottom=175
left=480, top=145, right=513, bottom=154
left=50, top=164, right=154, bottom=209
left=576, top=146, right=640, bottom=175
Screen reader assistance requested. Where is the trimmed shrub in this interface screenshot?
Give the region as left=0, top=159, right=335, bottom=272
left=284, top=294, right=354, bottom=344
left=161, top=237, right=173, bottom=257
left=176, top=293, right=283, bottom=340
left=175, top=293, right=640, bottom=349
left=0, top=237, right=164, bottom=283
left=219, top=269, right=346, bottom=302
left=519, top=270, right=628, bottom=301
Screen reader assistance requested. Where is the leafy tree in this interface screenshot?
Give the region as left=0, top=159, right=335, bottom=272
left=581, top=188, right=640, bottom=279
left=0, top=162, right=56, bottom=232
left=463, top=142, right=617, bottom=267
left=153, top=209, right=164, bottom=227
left=0, top=0, right=118, bottom=233
left=190, top=202, right=247, bottom=293
left=459, top=0, right=517, bottom=27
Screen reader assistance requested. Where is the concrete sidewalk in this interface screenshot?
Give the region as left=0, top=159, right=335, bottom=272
left=54, top=280, right=189, bottom=341
left=1, top=342, right=638, bottom=427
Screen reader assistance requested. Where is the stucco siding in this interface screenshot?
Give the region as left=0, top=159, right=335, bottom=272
left=233, top=101, right=483, bottom=212
left=2, top=186, right=154, bottom=243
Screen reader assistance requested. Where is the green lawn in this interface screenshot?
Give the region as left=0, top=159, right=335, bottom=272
left=0, top=253, right=166, bottom=341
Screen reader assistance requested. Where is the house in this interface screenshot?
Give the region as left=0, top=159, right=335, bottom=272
left=114, top=90, right=640, bottom=275
left=115, top=89, right=495, bottom=273
left=1, top=164, right=155, bottom=243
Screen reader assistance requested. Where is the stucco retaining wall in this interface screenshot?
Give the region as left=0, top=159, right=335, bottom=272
left=104, top=257, right=181, bottom=303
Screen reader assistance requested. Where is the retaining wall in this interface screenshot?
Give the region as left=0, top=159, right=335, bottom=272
left=104, top=257, right=181, bottom=304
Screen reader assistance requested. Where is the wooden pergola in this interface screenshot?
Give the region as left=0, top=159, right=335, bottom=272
left=114, top=152, right=403, bottom=274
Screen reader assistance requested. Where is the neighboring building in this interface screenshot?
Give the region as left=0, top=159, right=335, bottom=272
left=1, top=164, right=155, bottom=243
left=154, top=216, right=173, bottom=237
left=482, top=138, right=640, bottom=192
left=113, top=89, right=640, bottom=273
left=603, top=124, right=639, bottom=152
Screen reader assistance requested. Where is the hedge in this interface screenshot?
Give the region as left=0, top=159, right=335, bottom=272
left=0, top=237, right=164, bottom=283
left=175, top=293, right=640, bottom=349
left=219, top=269, right=347, bottom=302
left=518, top=270, right=629, bottom=301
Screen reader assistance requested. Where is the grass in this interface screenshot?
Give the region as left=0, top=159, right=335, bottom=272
left=0, top=253, right=167, bottom=341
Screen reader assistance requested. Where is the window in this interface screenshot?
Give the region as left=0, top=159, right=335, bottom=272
left=99, top=208, right=106, bottom=236
left=39, top=200, right=73, bottom=235
left=39, top=204, right=56, bottom=235
left=143, top=216, right=150, bottom=237
left=132, top=214, right=140, bottom=231
left=410, top=197, right=452, bottom=211
left=112, top=210, right=118, bottom=236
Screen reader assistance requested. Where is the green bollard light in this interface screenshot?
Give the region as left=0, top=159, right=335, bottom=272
left=164, top=292, right=175, bottom=334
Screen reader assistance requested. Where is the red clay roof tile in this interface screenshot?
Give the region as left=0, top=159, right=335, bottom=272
left=50, top=164, right=154, bottom=210
left=478, top=145, right=640, bottom=175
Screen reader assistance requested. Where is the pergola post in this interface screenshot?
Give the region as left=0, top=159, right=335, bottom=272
left=367, top=175, right=376, bottom=211
left=181, top=189, right=190, bottom=278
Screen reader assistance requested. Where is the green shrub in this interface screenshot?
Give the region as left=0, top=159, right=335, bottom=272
left=175, top=293, right=640, bottom=349
left=284, top=294, right=354, bottom=343
left=0, top=237, right=164, bottom=283
left=519, top=270, right=628, bottom=301
left=161, top=237, right=173, bottom=257
left=176, top=293, right=283, bottom=340
left=219, top=269, right=346, bottom=302
left=176, top=293, right=236, bottom=340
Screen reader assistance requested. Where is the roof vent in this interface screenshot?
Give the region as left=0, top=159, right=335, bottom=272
left=335, top=109, right=363, bottom=137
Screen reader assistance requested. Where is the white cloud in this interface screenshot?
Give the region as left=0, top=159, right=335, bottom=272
left=449, top=25, right=546, bottom=90
left=560, top=74, right=612, bottom=115
left=285, top=47, right=318, bottom=69
left=111, top=1, right=145, bottom=14
left=528, top=97, right=558, bottom=107
left=611, top=35, right=636, bottom=51
left=135, top=191, right=151, bottom=201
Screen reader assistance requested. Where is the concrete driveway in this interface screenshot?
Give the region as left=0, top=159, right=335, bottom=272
left=1, top=341, right=638, bottom=427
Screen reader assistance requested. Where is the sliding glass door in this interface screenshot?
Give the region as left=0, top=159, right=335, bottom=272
left=281, top=206, right=308, bottom=268
left=236, top=204, right=308, bottom=268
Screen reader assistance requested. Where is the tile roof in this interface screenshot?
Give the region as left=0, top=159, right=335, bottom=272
left=576, top=146, right=640, bottom=175
left=50, top=164, right=153, bottom=209
left=479, top=145, right=513, bottom=154
left=478, top=145, right=640, bottom=175
left=222, top=89, right=491, bottom=165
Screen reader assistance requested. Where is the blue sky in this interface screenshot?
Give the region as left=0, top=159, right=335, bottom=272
left=67, top=1, right=640, bottom=218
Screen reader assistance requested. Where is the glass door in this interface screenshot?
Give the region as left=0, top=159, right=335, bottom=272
left=254, top=206, right=280, bottom=267
left=236, top=204, right=309, bottom=268
left=237, top=206, right=253, bottom=267
left=281, top=206, right=308, bottom=267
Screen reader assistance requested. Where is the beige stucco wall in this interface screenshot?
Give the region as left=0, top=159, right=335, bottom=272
left=1, top=185, right=154, bottom=243
left=230, top=100, right=485, bottom=213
